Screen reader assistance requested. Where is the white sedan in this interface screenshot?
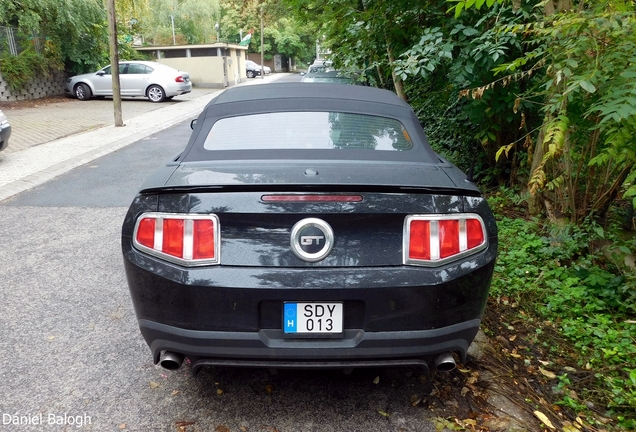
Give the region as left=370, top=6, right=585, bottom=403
left=64, top=61, right=192, bottom=103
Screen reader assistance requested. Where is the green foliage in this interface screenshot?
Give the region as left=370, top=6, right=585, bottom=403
left=391, top=3, right=537, bottom=187
left=490, top=199, right=636, bottom=427
left=0, top=45, right=62, bottom=90
left=0, top=0, right=108, bottom=77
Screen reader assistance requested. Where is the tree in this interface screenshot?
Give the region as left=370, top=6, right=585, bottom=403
left=0, top=0, right=108, bottom=75
left=449, top=0, right=636, bottom=221
left=220, top=0, right=316, bottom=64
left=286, top=0, right=442, bottom=100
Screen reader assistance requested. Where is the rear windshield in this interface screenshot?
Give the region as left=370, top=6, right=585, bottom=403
left=202, top=112, right=414, bottom=151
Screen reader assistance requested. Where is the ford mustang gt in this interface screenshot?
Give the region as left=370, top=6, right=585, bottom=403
left=121, top=83, right=498, bottom=375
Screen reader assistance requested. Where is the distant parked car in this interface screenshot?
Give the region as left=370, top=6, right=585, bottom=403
left=245, top=60, right=271, bottom=78
left=301, top=70, right=360, bottom=85
left=64, top=61, right=192, bottom=103
left=0, top=108, right=11, bottom=152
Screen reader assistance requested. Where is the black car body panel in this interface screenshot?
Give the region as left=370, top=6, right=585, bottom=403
left=122, top=83, right=497, bottom=373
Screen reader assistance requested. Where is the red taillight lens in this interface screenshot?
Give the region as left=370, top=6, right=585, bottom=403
left=193, top=219, right=215, bottom=259
left=133, top=213, right=220, bottom=266
left=405, top=214, right=486, bottom=266
left=439, top=220, right=460, bottom=259
left=162, top=219, right=184, bottom=257
left=175, top=76, right=185, bottom=83
left=136, top=218, right=156, bottom=249
left=409, top=220, right=431, bottom=260
left=466, top=218, right=485, bottom=249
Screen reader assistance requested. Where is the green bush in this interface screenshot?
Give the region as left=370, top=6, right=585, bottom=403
left=0, top=46, right=63, bottom=91
left=490, top=197, right=636, bottom=429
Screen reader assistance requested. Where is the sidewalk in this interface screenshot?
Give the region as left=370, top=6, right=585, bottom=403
left=0, top=74, right=286, bottom=202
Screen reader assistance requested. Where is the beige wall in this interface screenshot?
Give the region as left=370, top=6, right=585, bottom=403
left=150, top=48, right=247, bottom=88
left=136, top=45, right=248, bottom=87
left=156, top=57, right=226, bottom=88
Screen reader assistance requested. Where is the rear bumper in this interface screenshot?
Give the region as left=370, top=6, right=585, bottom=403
left=164, top=82, right=192, bottom=97
left=140, top=318, right=480, bottom=372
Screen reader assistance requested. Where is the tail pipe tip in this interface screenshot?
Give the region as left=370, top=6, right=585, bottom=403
left=159, top=351, right=185, bottom=370
left=433, top=352, right=456, bottom=372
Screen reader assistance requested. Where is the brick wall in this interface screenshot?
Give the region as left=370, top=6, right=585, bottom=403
left=0, top=71, right=67, bottom=102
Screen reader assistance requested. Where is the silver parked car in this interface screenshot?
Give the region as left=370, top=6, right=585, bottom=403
left=245, top=60, right=271, bottom=78
left=64, top=61, right=192, bottom=103
left=0, top=108, right=11, bottom=152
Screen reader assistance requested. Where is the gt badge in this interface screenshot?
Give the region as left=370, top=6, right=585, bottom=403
left=290, top=218, right=334, bottom=262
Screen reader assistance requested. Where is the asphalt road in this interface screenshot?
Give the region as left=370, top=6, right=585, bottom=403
left=0, top=120, right=447, bottom=431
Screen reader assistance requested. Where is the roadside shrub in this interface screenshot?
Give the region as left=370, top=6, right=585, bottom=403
left=490, top=195, right=636, bottom=429
left=0, top=46, right=63, bottom=90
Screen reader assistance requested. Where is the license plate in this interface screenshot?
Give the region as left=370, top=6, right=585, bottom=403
left=283, top=302, right=343, bottom=334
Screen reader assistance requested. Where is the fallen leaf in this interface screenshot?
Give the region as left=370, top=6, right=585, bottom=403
left=509, top=335, right=517, bottom=341
left=175, top=421, right=196, bottom=431
left=410, top=394, right=422, bottom=406
left=539, top=367, right=557, bottom=379
left=538, top=360, right=550, bottom=366
left=562, top=422, right=579, bottom=432
left=457, top=368, right=471, bottom=373
left=461, top=387, right=470, bottom=397
left=216, top=388, right=224, bottom=395
left=149, top=381, right=159, bottom=389
left=215, top=425, right=231, bottom=432
left=172, top=390, right=180, bottom=396
left=510, top=353, right=522, bottom=358
left=240, top=427, right=248, bottom=432
left=533, top=411, right=555, bottom=429
left=265, top=384, right=274, bottom=394
left=377, top=410, right=390, bottom=417
left=118, top=424, right=126, bottom=429
left=373, top=376, right=380, bottom=384
left=48, top=336, right=56, bottom=340
left=460, top=419, right=477, bottom=426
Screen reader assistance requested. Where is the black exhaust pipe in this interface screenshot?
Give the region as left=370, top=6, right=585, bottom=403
left=433, top=352, right=456, bottom=372
left=159, top=351, right=185, bottom=370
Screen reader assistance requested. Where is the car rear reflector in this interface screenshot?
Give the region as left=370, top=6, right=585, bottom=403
left=404, top=214, right=487, bottom=266
left=175, top=76, right=186, bottom=83
left=133, top=213, right=220, bottom=266
left=261, top=194, right=363, bottom=202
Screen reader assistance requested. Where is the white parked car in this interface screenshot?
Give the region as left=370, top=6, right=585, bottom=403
left=64, top=61, right=192, bottom=103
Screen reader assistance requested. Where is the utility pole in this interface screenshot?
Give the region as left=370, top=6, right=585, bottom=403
left=106, top=0, right=123, bottom=126
left=260, top=6, right=264, bottom=79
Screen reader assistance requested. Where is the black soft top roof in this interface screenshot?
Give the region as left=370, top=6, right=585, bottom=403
left=208, top=82, right=407, bottom=107
left=180, top=83, right=440, bottom=164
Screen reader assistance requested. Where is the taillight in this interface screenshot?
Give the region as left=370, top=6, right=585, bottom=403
left=175, top=76, right=185, bottom=83
left=404, top=214, right=487, bottom=266
left=133, top=213, right=220, bottom=266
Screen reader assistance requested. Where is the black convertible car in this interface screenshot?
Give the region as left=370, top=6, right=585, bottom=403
left=122, top=83, right=498, bottom=375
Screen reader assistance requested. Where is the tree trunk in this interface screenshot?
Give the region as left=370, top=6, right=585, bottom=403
left=386, top=43, right=407, bottom=101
